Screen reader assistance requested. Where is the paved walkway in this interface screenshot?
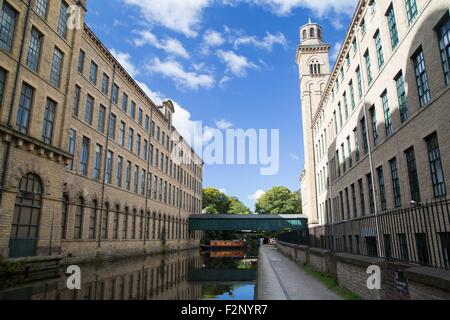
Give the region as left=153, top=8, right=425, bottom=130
left=256, top=245, right=342, bottom=300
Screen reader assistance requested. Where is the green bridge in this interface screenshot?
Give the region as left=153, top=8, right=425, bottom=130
left=188, top=214, right=308, bottom=232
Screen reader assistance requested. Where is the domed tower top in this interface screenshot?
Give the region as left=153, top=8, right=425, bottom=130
left=299, top=19, right=324, bottom=45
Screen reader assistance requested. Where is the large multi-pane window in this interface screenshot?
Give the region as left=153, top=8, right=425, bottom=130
left=57, top=1, right=69, bottom=38
left=121, top=93, right=128, bottom=112
left=26, top=28, right=43, bottom=71
left=109, top=114, right=116, bottom=139
left=133, top=166, right=139, bottom=193
left=119, top=121, right=125, bottom=146
left=80, top=136, right=90, bottom=176
left=112, top=84, right=119, bottom=104
left=369, top=106, right=379, bottom=146
left=93, top=144, right=102, bottom=181
left=381, top=91, right=393, bottom=137
left=141, top=169, right=146, bottom=196
left=438, top=15, right=450, bottom=86
left=405, top=147, right=421, bottom=202
left=349, top=81, right=356, bottom=110
left=389, top=158, right=402, bottom=208
left=353, top=127, right=360, bottom=161
left=0, top=2, right=17, bottom=52
left=101, top=206, right=108, bottom=239
left=128, top=128, right=134, bottom=152
left=89, top=61, right=98, bottom=85
left=88, top=201, right=97, bottom=240
left=412, top=48, right=431, bottom=107
left=74, top=198, right=84, bottom=239
left=78, top=50, right=85, bottom=74
left=356, top=66, right=363, bottom=98
left=42, top=98, right=56, bottom=144
left=67, top=129, right=76, bottom=170
left=364, top=50, right=373, bottom=86
left=50, top=47, right=64, bottom=87
left=425, top=133, right=446, bottom=198
left=105, top=150, right=113, bottom=184
left=0, top=68, right=6, bottom=105
left=358, top=179, right=365, bottom=216
left=16, top=83, right=34, bottom=134
left=395, top=72, right=409, bottom=123
left=367, top=173, right=375, bottom=214
left=84, top=95, right=94, bottom=125
left=102, top=73, right=110, bottom=96
left=98, top=105, right=106, bottom=133
left=125, top=161, right=131, bottom=191
left=405, top=0, right=418, bottom=25
left=386, top=5, right=399, bottom=49
left=116, top=156, right=123, bottom=187
left=374, top=30, right=384, bottom=68
left=130, top=101, right=136, bottom=119
left=35, top=0, right=48, bottom=19
left=377, top=166, right=387, bottom=211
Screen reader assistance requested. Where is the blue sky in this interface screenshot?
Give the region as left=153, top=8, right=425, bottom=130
left=85, top=0, right=357, bottom=209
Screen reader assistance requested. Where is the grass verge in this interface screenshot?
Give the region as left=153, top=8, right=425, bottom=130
left=302, top=264, right=361, bottom=300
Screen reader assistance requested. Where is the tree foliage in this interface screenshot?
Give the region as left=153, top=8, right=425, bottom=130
left=255, top=186, right=302, bottom=215
left=202, top=188, right=250, bottom=215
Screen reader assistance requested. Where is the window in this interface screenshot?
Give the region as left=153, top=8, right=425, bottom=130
left=369, top=106, right=379, bottom=146
left=16, top=83, right=34, bottom=134
left=88, top=201, right=97, bottom=239
left=416, top=233, right=429, bottom=265
left=112, top=83, right=119, bottom=104
left=351, top=184, right=357, bottom=218
left=356, top=66, right=363, bottom=98
left=80, top=137, right=90, bottom=176
left=384, top=235, right=392, bottom=258
left=0, top=2, right=17, bottom=52
left=130, top=101, right=136, bottom=119
left=374, top=30, right=384, bottom=68
left=74, top=198, right=84, bottom=239
left=405, top=147, right=421, bottom=202
left=123, top=208, right=129, bottom=239
left=398, top=233, right=409, bottom=260
left=389, top=158, right=402, bottom=208
left=367, top=173, right=375, bottom=214
left=358, top=178, right=365, bottom=216
left=353, top=127, right=360, bottom=162
left=425, top=133, right=446, bottom=197
left=0, top=68, right=5, bottom=106
left=395, top=72, right=409, bottom=123
left=386, top=5, right=399, bottom=49
left=119, top=121, right=125, bottom=146
left=72, top=85, right=81, bottom=116
left=116, top=156, right=123, bottom=187
left=341, top=144, right=346, bottom=173
left=133, top=165, right=139, bottom=193
left=405, top=0, right=418, bottom=25
left=105, top=150, right=113, bottom=184
left=149, top=144, right=154, bottom=165
left=141, top=169, right=146, bottom=196
left=42, top=98, right=56, bottom=144
left=377, top=166, right=387, bottom=211
left=338, top=103, right=343, bottom=128
left=364, top=50, right=373, bottom=85
left=349, top=81, right=356, bottom=110
left=440, top=233, right=450, bottom=269
left=35, top=0, right=48, bottom=19
left=412, top=48, right=431, bottom=107
left=128, top=128, right=134, bottom=152
left=97, top=105, right=106, bottom=133
left=113, top=206, right=119, bottom=239
left=89, top=61, right=98, bottom=85
left=102, top=73, right=109, bottom=95
left=138, top=108, right=143, bottom=125
left=84, top=95, right=94, bottom=125
left=125, top=161, right=131, bottom=191
left=347, top=136, right=352, bottom=168
left=67, top=129, right=76, bottom=170
left=145, top=115, right=150, bottom=132
left=26, top=28, right=43, bottom=71
left=121, top=93, right=128, bottom=112
left=101, top=205, right=108, bottom=239
left=381, top=91, right=393, bottom=137
left=109, top=114, right=116, bottom=139
left=437, top=15, right=450, bottom=85
left=89, top=143, right=101, bottom=182
left=360, top=18, right=366, bottom=36
left=78, top=50, right=85, bottom=74
left=136, top=134, right=141, bottom=157
left=57, top=1, right=69, bottom=38
left=50, top=47, right=64, bottom=87
left=143, top=139, right=148, bottom=161
left=343, top=93, right=349, bottom=120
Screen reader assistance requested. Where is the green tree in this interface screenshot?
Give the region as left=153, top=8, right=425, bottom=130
left=228, top=197, right=251, bottom=215
left=202, top=188, right=230, bottom=214
left=255, top=186, right=302, bottom=214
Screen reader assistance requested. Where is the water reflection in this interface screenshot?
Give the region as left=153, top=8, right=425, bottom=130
left=0, top=249, right=257, bottom=300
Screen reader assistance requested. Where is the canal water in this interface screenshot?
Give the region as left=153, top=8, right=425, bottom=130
left=0, top=248, right=258, bottom=300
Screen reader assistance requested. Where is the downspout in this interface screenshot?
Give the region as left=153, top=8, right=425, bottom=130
left=0, top=0, right=33, bottom=206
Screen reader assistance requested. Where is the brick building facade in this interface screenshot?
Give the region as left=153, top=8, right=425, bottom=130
left=0, top=0, right=203, bottom=260
left=297, top=0, right=450, bottom=266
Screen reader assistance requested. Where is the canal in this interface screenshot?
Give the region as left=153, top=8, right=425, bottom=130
left=0, top=247, right=258, bottom=300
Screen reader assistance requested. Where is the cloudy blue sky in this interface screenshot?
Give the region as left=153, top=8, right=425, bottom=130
left=85, top=0, right=358, bottom=209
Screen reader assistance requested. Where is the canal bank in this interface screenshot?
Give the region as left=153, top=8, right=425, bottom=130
left=256, top=245, right=341, bottom=300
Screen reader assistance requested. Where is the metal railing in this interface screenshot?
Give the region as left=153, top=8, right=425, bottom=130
left=307, top=198, right=450, bottom=269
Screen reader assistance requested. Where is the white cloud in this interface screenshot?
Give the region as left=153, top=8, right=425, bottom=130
left=203, top=29, right=225, bottom=47
left=110, top=49, right=139, bottom=77
left=133, top=31, right=190, bottom=59
left=122, top=0, right=211, bottom=37
left=248, top=189, right=265, bottom=201
left=289, top=153, right=300, bottom=161
left=215, top=119, right=233, bottom=129
left=217, top=50, right=257, bottom=78
left=331, top=41, right=342, bottom=62
left=233, top=32, right=287, bottom=51
left=145, top=58, right=215, bottom=90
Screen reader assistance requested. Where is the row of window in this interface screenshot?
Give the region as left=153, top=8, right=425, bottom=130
left=62, top=196, right=199, bottom=241
left=319, top=132, right=446, bottom=224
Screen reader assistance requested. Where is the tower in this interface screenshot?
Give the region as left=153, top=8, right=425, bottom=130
left=296, top=21, right=330, bottom=225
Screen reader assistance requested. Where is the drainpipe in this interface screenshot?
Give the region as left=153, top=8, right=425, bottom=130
left=0, top=0, right=33, bottom=206
left=98, top=62, right=117, bottom=247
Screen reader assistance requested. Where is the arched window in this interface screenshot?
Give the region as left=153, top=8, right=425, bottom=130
left=310, top=28, right=315, bottom=38
left=89, top=200, right=98, bottom=239
left=309, top=59, right=322, bottom=75
left=302, top=29, right=307, bottom=39
left=9, top=173, right=43, bottom=257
